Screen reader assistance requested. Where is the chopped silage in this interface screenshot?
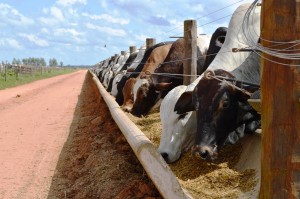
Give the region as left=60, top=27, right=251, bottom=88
left=125, top=108, right=257, bottom=199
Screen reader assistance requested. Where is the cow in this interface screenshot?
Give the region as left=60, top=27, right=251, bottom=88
left=122, top=77, right=137, bottom=111
left=110, top=52, right=139, bottom=96
left=152, top=27, right=227, bottom=94
left=115, top=41, right=173, bottom=105
left=174, top=52, right=261, bottom=160
left=107, top=52, right=130, bottom=92
left=122, top=43, right=172, bottom=112
left=131, top=35, right=212, bottom=117
left=157, top=2, right=261, bottom=163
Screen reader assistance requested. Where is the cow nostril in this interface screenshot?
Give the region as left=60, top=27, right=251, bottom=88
left=161, top=152, right=168, bottom=161
left=200, top=150, right=209, bottom=159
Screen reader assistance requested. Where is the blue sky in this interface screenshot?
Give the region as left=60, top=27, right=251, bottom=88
left=0, top=0, right=254, bottom=66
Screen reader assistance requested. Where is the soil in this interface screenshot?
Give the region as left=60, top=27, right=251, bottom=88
left=0, top=70, right=161, bottom=199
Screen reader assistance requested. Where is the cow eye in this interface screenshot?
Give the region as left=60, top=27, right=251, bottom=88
left=223, top=100, right=230, bottom=109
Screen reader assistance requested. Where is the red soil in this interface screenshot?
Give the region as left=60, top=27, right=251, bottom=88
left=0, top=70, right=161, bottom=199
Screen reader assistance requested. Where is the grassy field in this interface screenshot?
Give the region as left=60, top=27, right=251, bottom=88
left=0, top=67, right=79, bottom=90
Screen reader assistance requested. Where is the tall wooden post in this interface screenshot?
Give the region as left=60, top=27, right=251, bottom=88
left=121, top=51, right=126, bottom=56
left=183, top=19, right=197, bottom=85
left=129, top=46, right=136, bottom=54
left=260, top=1, right=300, bottom=198
left=146, top=38, right=156, bottom=50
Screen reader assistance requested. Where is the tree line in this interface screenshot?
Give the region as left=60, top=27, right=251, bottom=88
left=7, top=57, right=64, bottom=67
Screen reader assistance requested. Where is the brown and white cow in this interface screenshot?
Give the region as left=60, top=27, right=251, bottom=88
left=122, top=43, right=172, bottom=112
left=131, top=35, right=212, bottom=117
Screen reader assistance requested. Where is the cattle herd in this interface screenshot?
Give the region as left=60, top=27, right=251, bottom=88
left=92, top=2, right=261, bottom=165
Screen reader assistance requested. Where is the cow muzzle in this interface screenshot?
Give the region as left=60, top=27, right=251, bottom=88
left=191, top=145, right=218, bottom=160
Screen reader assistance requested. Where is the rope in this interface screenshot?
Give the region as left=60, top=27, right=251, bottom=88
left=206, top=73, right=252, bottom=96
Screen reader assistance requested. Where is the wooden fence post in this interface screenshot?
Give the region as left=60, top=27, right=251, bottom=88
left=4, top=63, right=7, bottom=81
left=260, top=1, right=300, bottom=198
left=183, top=19, right=197, bottom=85
left=121, top=51, right=126, bottom=56
left=16, top=65, right=19, bottom=80
left=129, top=46, right=136, bottom=54
left=146, top=38, right=156, bottom=50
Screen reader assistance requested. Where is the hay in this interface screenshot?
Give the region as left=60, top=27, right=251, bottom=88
left=125, top=108, right=257, bottom=199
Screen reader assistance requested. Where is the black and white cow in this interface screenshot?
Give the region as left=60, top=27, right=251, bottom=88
left=174, top=52, right=261, bottom=160
left=158, top=2, right=261, bottom=163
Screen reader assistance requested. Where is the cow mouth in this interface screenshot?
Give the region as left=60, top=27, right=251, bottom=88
left=191, top=145, right=218, bottom=160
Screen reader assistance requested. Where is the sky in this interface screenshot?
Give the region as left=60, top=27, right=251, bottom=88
left=0, top=0, right=254, bottom=66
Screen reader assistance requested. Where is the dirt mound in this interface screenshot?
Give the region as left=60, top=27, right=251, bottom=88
left=47, top=73, right=161, bottom=199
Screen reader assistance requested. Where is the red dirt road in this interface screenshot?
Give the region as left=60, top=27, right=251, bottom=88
left=0, top=70, right=87, bottom=198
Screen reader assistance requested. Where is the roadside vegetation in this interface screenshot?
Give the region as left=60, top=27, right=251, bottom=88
left=0, top=67, right=78, bottom=90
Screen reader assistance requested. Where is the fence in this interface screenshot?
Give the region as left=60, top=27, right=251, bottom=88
left=0, top=64, right=66, bottom=81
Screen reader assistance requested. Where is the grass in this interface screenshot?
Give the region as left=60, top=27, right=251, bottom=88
left=0, top=67, right=79, bottom=90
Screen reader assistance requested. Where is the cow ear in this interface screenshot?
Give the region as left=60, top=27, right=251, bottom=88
left=174, top=91, right=194, bottom=114
left=154, top=82, right=172, bottom=91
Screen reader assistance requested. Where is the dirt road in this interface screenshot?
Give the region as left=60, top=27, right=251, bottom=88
left=0, top=70, right=87, bottom=198
left=0, top=70, right=160, bottom=199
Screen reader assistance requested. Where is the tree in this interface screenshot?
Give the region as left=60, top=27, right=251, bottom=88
left=49, top=58, right=58, bottom=67
left=12, top=58, right=17, bottom=65
left=40, top=58, right=46, bottom=66
left=59, top=61, right=63, bottom=67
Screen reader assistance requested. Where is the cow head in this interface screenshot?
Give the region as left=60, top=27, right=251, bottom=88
left=130, top=76, right=158, bottom=117
left=122, top=77, right=136, bottom=112
left=158, top=85, right=197, bottom=163
left=174, top=70, right=260, bottom=160
left=152, top=38, right=184, bottom=93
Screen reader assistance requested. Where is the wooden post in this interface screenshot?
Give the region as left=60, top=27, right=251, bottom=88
left=260, top=1, right=300, bottom=198
left=146, top=38, right=156, bottom=50
left=183, top=19, right=197, bottom=85
left=4, top=63, right=7, bottom=81
left=121, top=51, right=126, bottom=56
left=16, top=65, right=19, bottom=80
left=129, top=46, right=136, bottom=54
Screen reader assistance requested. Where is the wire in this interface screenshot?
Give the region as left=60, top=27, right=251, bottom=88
left=241, top=0, right=300, bottom=65
left=163, top=0, right=246, bottom=34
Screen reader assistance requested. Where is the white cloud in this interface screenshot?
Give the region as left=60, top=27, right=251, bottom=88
left=42, top=8, right=49, bottom=14
left=101, top=1, right=108, bottom=9
left=39, top=17, right=57, bottom=26
left=51, top=7, right=64, bottom=21
left=54, top=28, right=84, bottom=37
left=86, top=23, right=127, bottom=37
left=56, top=0, right=87, bottom=6
left=188, top=4, right=204, bottom=13
left=0, top=38, right=22, bottom=49
left=68, top=8, right=79, bottom=17
left=19, top=33, right=49, bottom=47
left=82, top=13, right=129, bottom=25
left=0, top=3, right=34, bottom=26
left=134, top=33, right=149, bottom=42
left=41, top=28, right=49, bottom=34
